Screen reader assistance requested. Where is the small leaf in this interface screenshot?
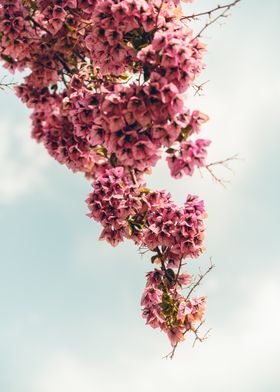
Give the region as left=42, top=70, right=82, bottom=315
left=143, top=65, right=151, bottom=82
left=110, top=153, right=118, bottom=167
left=119, top=73, right=129, bottom=81
left=127, top=223, right=133, bottom=237
left=66, top=24, right=75, bottom=32
left=139, top=187, right=150, bottom=194
left=94, top=146, right=107, bottom=157
left=165, top=268, right=176, bottom=283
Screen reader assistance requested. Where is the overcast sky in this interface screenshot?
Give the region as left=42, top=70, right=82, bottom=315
left=0, top=1, right=280, bottom=391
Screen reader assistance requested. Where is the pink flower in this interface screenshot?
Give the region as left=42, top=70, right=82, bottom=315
left=167, top=327, right=185, bottom=347
left=167, top=139, right=211, bottom=178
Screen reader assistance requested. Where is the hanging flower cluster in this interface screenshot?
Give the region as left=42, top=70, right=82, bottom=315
left=142, top=269, right=206, bottom=346
left=0, top=0, right=215, bottom=351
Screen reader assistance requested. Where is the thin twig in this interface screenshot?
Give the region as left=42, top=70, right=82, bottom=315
left=191, top=321, right=212, bottom=347
left=186, top=260, right=215, bottom=299
left=192, top=80, right=210, bottom=96
left=205, top=165, right=228, bottom=188
left=138, top=247, right=151, bottom=256
left=207, top=153, right=240, bottom=168
left=190, top=0, right=241, bottom=40
left=204, top=154, right=241, bottom=187
left=163, top=342, right=178, bottom=360
left=181, top=0, right=241, bottom=21
left=0, top=76, right=16, bottom=90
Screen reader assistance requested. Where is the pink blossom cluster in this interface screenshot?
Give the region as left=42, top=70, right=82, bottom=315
left=86, top=167, right=142, bottom=246
left=0, top=0, right=32, bottom=71
left=138, top=19, right=206, bottom=93
left=87, top=167, right=206, bottom=253
left=67, top=80, right=186, bottom=172
left=15, top=83, right=111, bottom=177
left=142, top=269, right=206, bottom=346
left=86, top=166, right=207, bottom=346
left=0, top=0, right=97, bottom=84
left=167, top=138, right=211, bottom=178
left=85, top=0, right=194, bottom=76
left=1, top=0, right=213, bottom=350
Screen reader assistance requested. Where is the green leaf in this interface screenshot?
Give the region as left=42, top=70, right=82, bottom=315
left=139, top=187, right=150, bottom=194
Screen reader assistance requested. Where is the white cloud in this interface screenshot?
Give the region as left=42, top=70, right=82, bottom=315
left=33, top=353, right=97, bottom=392
left=0, top=119, right=49, bottom=203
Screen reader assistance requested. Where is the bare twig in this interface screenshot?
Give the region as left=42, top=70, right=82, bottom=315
left=138, top=246, right=150, bottom=256
left=185, top=0, right=241, bottom=40
left=204, top=154, right=241, bottom=187
left=181, top=0, right=241, bottom=22
left=186, top=260, right=215, bottom=299
left=205, top=165, right=228, bottom=188
left=192, top=80, right=210, bottom=96
left=191, top=320, right=212, bottom=347
left=207, top=154, right=240, bottom=169
left=163, top=343, right=178, bottom=360
left=0, top=76, right=16, bottom=90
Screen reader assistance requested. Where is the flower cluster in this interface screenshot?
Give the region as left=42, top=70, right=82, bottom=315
left=86, top=166, right=207, bottom=346
left=68, top=81, right=185, bottom=172
left=141, top=268, right=206, bottom=347
left=85, top=0, right=192, bottom=75
left=138, top=19, right=206, bottom=93
left=1, top=0, right=214, bottom=352
left=15, top=83, right=111, bottom=177
left=67, top=77, right=211, bottom=174
left=141, top=192, right=206, bottom=264
left=87, top=167, right=206, bottom=250
left=167, top=138, right=211, bottom=178
left=0, top=0, right=33, bottom=71
left=86, top=167, right=142, bottom=246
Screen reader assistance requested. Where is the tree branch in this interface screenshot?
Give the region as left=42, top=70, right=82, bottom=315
left=183, top=0, right=241, bottom=40
left=163, top=343, right=178, bottom=360
left=204, top=154, right=241, bottom=187
left=191, top=320, right=211, bottom=347
left=192, top=80, right=210, bottom=96
left=0, top=76, right=16, bottom=90
left=181, top=0, right=241, bottom=22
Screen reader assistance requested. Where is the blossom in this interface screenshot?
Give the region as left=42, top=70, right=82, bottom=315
left=167, top=139, right=211, bottom=178
left=138, top=19, right=206, bottom=93
left=141, top=267, right=207, bottom=346
left=86, top=167, right=143, bottom=245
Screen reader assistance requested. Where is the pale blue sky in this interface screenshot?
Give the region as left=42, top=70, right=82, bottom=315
left=0, top=1, right=280, bottom=391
